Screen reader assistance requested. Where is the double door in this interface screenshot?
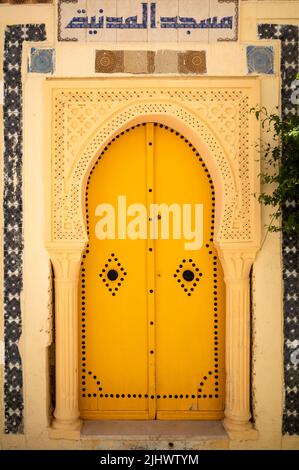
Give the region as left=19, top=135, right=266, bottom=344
left=79, top=123, right=225, bottom=420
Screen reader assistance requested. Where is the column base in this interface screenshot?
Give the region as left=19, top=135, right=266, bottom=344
left=223, top=418, right=259, bottom=441
left=49, top=418, right=82, bottom=440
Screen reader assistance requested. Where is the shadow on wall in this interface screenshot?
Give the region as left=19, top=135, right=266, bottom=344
left=48, top=262, right=56, bottom=420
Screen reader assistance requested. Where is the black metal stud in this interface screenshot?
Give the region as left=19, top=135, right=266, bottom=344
left=182, top=270, right=195, bottom=282
left=107, top=269, right=118, bottom=281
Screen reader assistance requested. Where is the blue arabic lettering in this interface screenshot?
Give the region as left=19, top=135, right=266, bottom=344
left=65, top=3, right=233, bottom=31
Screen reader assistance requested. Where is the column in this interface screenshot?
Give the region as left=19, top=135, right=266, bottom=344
left=48, top=244, right=85, bottom=437
left=218, top=247, right=257, bottom=432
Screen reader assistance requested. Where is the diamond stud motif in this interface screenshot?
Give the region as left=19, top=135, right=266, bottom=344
left=173, top=259, right=202, bottom=297
left=99, top=253, right=127, bottom=296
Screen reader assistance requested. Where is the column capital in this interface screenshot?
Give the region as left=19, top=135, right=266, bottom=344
left=47, top=242, right=85, bottom=282
left=217, top=248, right=258, bottom=282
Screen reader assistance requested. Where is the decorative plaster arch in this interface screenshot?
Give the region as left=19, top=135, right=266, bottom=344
left=45, top=78, right=261, bottom=440
left=68, top=102, right=237, bottom=247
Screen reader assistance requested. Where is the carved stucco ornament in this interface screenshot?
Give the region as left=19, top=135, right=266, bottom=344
left=46, top=78, right=261, bottom=439
left=48, top=80, right=259, bottom=246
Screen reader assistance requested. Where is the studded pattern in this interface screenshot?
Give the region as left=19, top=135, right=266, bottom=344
left=99, top=254, right=127, bottom=296
left=258, top=24, right=299, bottom=435
left=3, top=24, right=46, bottom=434
left=80, top=123, right=223, bottom=403
left=174, top=259, right=202, bottom=297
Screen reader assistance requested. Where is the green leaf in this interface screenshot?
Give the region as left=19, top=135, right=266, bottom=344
left=254, top=108, right=299, bottom=235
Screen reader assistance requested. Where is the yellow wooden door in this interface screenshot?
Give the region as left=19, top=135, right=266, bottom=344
left=79, top=123, right=225, bottom=420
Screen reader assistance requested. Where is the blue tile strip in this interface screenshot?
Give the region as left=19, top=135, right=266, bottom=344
left=258, top=24, right=299, bottom=435
left=3, top=24, right=46, bottom=434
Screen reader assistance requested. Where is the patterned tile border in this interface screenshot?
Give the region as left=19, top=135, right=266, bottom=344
left=57, top=0, right=78, bottom=42
left=95, top=50, right=207, bottom=75
left=217, top=0, right=239, bottom=42
left=258, top=24, right=299, bottom=436
left=3, top=24, right=46, bottom=434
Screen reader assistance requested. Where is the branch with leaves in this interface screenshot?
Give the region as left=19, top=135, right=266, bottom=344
left=252, top=107, right=299, bottom=235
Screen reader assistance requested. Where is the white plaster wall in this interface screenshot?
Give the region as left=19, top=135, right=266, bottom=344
left=251, top=78, right=283, bottom=450
left=23, top=74, right=53, bottom=441
left=0, top=1, right=298, bottom=450
left=0, top=4, right=55, bottom=447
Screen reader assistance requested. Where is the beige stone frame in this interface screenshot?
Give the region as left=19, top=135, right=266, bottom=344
left=45, top=78, right=261, bottom=440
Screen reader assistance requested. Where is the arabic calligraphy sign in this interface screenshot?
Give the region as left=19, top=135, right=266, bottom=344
left=57, top=0, right=239, bottom=43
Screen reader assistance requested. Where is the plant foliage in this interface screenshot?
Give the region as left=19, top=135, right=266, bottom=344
left=252, top=107, right=299, bottom=235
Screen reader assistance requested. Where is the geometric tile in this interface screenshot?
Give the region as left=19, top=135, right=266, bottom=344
left=29, top=48, right=55, bottom=74
left=178, top=51, right=207, bottom=75
left=95, top=50, right=124, bottom=73
left=247, top=46, right=274, bottom=74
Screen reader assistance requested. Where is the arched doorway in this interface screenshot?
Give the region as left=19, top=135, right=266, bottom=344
left=79, top=123, right=225, bottom=420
